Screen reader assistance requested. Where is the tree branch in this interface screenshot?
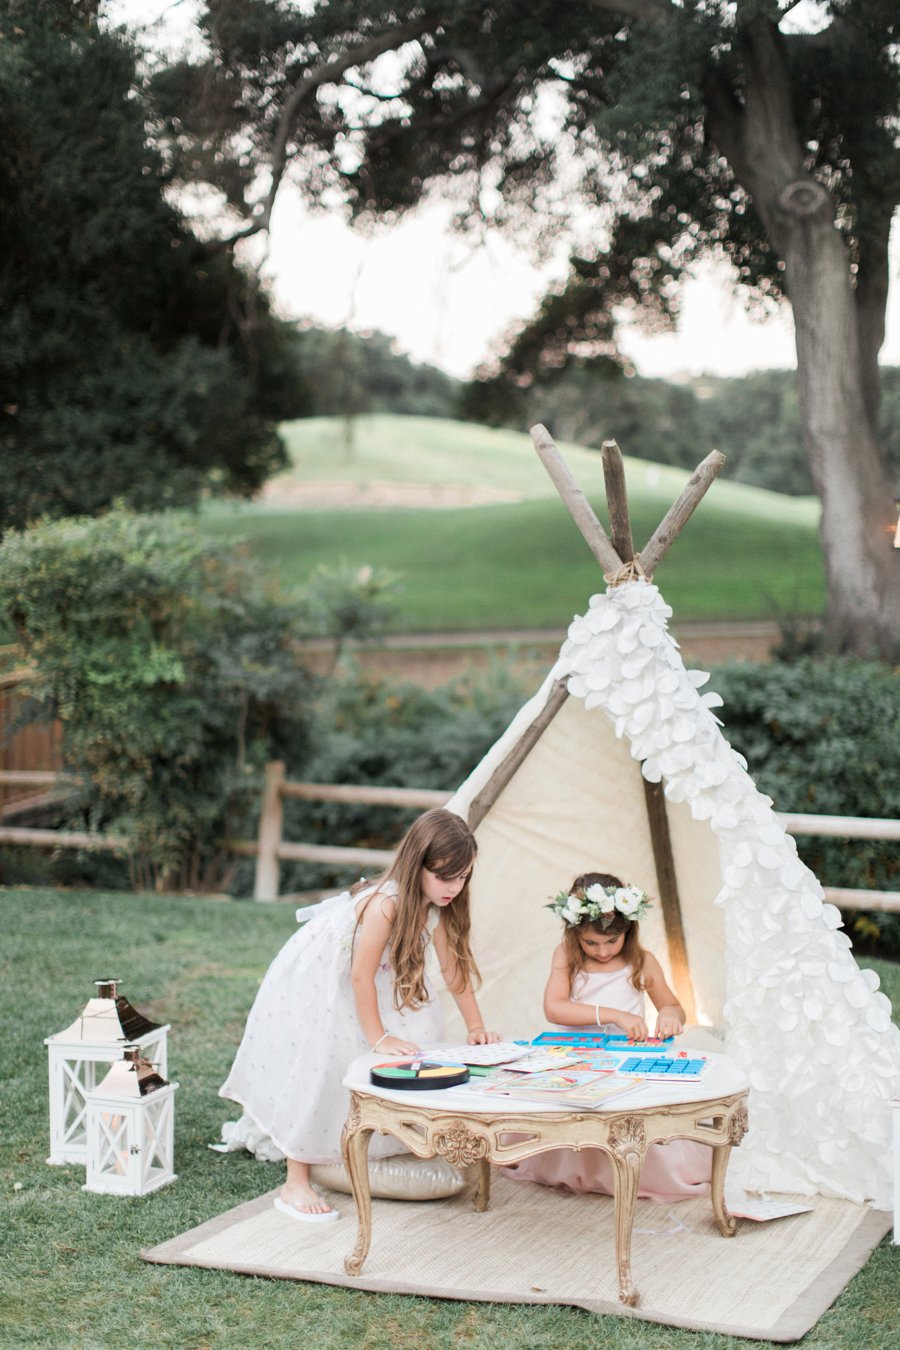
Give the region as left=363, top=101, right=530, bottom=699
left=214, top=19, right=431, bottom=250
left=584, top=0, right=675, bottom=25
left=426, top=44, right=490, bottom=87
left=703, top=70, right=747, bottom=181
left=341, top=78, right=409, bottom=103
left=342, top=72, right=529, bottom=175
left=705, top=15, right=812, bottom=235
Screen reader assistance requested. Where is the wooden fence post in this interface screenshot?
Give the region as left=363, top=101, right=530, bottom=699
left=254, top=761, right=285, bottom=902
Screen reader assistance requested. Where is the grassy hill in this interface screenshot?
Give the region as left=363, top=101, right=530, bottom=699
left=201, top=415, right=824, bottom=631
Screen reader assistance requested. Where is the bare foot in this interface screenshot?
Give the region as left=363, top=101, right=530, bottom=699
left=279, top=1180, right=335, bottom=1216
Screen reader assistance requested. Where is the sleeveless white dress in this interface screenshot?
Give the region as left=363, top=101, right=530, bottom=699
left=507, top=961, right=712, bottom=1202
left=218, top=881, right=444, bottom=1164
left=558, top=966, right=645, bottom=1032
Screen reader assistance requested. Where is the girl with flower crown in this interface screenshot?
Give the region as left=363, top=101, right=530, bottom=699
left=545, top=871, right=686, bottom=1041
left=505, top=870, right=712, bottom=1202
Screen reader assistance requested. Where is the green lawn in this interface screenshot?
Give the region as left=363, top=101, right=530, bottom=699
left=2, top=886, right=897, bottom=1350
left=199, top=415, right=824, bottom=631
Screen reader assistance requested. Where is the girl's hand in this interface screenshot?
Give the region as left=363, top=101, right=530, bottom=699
left=654, top=1008, right=684, bottom=1038
left=611, top=1012, right=649, bottom=1042
left=372, top=1034, right=420, bottom=1057
left=467, top=1026, right=502, bottom=1045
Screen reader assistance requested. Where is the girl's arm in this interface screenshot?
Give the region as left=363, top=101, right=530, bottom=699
left=350, top=892, right=420, bottom=1056
left=433, top=918, right=500, bottom=1045
left=642, top=952, right=686, bottom=1037
left=543, top=946, right=649, bottom=1040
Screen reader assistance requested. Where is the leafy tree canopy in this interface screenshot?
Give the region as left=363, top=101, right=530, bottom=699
left=297, top=326, right=461, bottom=418
left=150, top=0, right=900, bottom=655
left=0, top=0, right=308, bottom=534
left=0, top=506, right=315, bottom=891
left=154, top=1, right=895, bottom=358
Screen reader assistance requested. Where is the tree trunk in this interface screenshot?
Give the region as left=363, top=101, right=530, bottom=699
left=853, top=210, right=893, bottom=431
left=706, top=15, right=900, bottom=657
left=782, top=205, right=899, bottom=655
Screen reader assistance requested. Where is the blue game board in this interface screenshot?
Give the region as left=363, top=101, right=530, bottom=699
left=615, top=1055, right=707, bottom=1080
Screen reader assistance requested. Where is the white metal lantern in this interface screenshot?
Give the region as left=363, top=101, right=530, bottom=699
left=44, top=978, right=169, bottom=1166
left=84, top=1046, right=178, bottom=1196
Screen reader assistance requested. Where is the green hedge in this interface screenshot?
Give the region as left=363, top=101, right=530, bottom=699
left=712, top=657, right=899, bottom=953
left=0, top=510, right=314, bottom=892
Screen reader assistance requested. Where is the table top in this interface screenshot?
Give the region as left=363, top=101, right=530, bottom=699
left=344, top=1045, right=749, bottom=1116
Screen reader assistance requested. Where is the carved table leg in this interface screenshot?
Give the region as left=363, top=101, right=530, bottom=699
left=342, top=1113, right=375, bottom=1276
left=710, top=1144, right=737, bottom=1237
left=473, top=1157, right=491, bottom=1212
left=608, top=1116, right=646, bottom=1307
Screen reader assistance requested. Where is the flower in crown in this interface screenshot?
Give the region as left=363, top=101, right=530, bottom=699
left=546, top=883, right=651, bottom=928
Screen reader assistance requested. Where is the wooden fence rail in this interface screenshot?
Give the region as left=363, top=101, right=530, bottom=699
left=242, top=762, right=900, bottom=909
left=0, top=762, right=896, bottom=912
left=0, top=825, right=129, bottom=852
left=245, top=762, right=450, bottom=901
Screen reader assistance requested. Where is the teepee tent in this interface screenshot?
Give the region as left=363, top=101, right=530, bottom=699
left=442, top=427, right=900, bottom=1209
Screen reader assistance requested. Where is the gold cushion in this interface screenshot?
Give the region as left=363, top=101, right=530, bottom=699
left=311, top=1154, right=464, bottom=1201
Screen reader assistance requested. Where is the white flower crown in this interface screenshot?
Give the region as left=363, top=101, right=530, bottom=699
left=547, top=882, right=651, bottom=929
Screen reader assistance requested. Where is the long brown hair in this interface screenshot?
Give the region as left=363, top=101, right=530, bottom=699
left=561, top=872, right=648, bottom=993
left=356, top=809, right=480, bottom=1011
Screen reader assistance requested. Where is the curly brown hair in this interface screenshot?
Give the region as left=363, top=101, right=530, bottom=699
left=355, top=809, right=480, bottom=1011
left=560, top=872, right=648, bottom=993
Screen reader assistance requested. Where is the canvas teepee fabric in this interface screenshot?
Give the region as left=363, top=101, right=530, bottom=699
left=441, top=439, right=900, bottom=1210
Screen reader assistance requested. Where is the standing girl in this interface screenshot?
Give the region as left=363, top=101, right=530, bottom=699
left=506, top=870, right=711, bottom=1201
left=219, top=809, right=498, bottom=1222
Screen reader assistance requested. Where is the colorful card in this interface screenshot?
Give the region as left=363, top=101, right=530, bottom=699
left=727, top=1198, right=813, bottom=1222
left=500, top=1049, right=582, bottom=1074
left=472, top=1067, right=638, bottom=1109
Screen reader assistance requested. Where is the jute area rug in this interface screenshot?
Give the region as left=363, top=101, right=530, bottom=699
left=142, top=1175, right=891, bottom=1343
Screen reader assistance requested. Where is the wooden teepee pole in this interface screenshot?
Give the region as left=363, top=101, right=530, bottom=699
left=531, top=425, right=623, bottom=574
left=483, top=423, right=712, bottom=1023
left=601, top=439, right=634, bottom=564
left=639, top=449, right=726, bottom=577
left=594, top=441, right=698, bottom=1018
left=642, top=778, right=697, bottom=1023
left=465, top=423, right=619, bottom=829
left=467, top=679, right=570, bottom=830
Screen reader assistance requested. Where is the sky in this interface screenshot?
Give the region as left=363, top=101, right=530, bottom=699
left=262, top=191, right=810, bottom=381
left=115, top=0, right=900, bottom=382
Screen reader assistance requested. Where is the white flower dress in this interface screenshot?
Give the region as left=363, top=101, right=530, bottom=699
left=218, top=880, right=444, bottom=1164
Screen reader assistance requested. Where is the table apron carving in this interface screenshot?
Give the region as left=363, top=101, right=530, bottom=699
left=341, top=1086, right=749, bottom=1306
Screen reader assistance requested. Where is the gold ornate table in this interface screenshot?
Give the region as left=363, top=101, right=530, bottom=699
left=341, top=1050, right=749, bottom=1307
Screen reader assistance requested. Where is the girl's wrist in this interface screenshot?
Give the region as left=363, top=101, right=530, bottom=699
left=370, top=1031, right=390, bottom=1051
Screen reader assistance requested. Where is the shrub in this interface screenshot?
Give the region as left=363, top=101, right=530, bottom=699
left=271, top=660, right=527, bottom=894
left=712, top=657, right=900, bottom=954
left=0, top=509, right=314, bottom=891
left=298, top=560, right=401, bottom=667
